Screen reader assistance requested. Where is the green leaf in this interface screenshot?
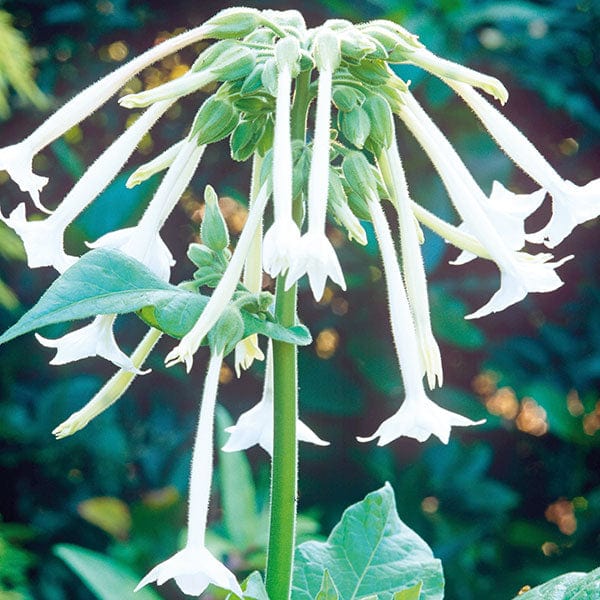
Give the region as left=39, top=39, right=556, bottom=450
left=54, top=544, right=162, bottom=600
left=227, top=571, right=270, bottom=600
left=216, top=406, right=260, bottom=549
left=292, top=483, right=444, bottom=600
left=0, top=248, right=312, bottom=347
left=317, top=570, right=339, bottom=600
left=512, top=568, right=600, bottom=600
left=394, top=581, right=422, bottom=600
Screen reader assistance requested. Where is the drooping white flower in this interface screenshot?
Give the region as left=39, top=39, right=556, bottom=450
left=234, top=153, right=266, bottom=376
left=165, top=180, right=271, bottom=372
left=357, top=198, right=483, bottom=445
left=136, top=351, right=242, bottom=598
left=35, top=314, right=141, bottom=372
left=52, top=327, right=162, bottom=439
left=0, top=100, right=172, bottom=273
left=223, top=342, right=329, bottom=455
left=262, top=37, right=301, bottom=277
left=451, top=181, right=546, bottom=265
left=447, top=80, right=600, bottom=248
left=397, top=92, right=570, bottom=319
left=0, top=23, right=213, bottom=209
left=285, top=31, right=346, bottom=301
left=377, top=140, right=442, bottom=388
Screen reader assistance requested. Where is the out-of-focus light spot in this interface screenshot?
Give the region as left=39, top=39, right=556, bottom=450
left=486, top=387, right=519, bottom=420
left=516, top=397, right=548, bottom=436
left=219, top=363, right=233, bottom=384
left=558, top=137, right=579, bottom=156
left=68, top=468, right=83, bottom=481
left=545, top=499, right=577, bottom=535
left=472, top=370, right=499, bottom=397
left=478, top=27, right=505, bottom=50
left=328, top=227, right=346, bottom=248
left=541, top=541, right=560, bottom=556
left=517, top=585, right=532, bottom=595
left=55, top=48, right=72, bottom=62
left=316, top=328, right=339, bottom=359
left=528, top=19, right=548, bottom=39
left=142, top=486, right=179, bottom=509
left=167, top=103, right=183, bottom=120
left=96, top=0, right=114, bottom=15
left=319, top=287, right=334, bottom=306
left=331, top=296, right=349, bottom=316
left=421, top=496, right=439, bottom=514
left=137, top=133, right=154, bottom=155
left=0, top=171, right=9, bottom=185
left=369, top=265, right=382, bottom=282
left=567, top=389, right=584, bottom=416
left=583, top=401, right=600, bottom=436
left=120, top=76, right=143, bottom=96
left=108, top=41, right=129, bottom=62
left=64, top=125, right=83, bottom=144
left=143, top=67, right=164, bottom=90
left=169, top=64, right=190, bottom=80
left=572, top=496, right=588, bottom=511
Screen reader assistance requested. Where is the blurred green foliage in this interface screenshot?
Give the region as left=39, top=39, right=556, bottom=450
left=0, top=0, right=598, bottom=599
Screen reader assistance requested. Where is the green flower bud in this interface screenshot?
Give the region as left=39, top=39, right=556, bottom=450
left=234, top=95, right=273, bottom=115
left=365, top=19, right=424, bottom=54
left=241, top=63, right=266, bottom=95
left=328, top=168, right=367, bottom=245
left=332, top=85, right=366, bottom=112
left=201, top=185, right=230, bottom=252
left=187, top=243, right=216, bottom=268
left=298, top=50, right=315, bottom=72
left=191, top=95, right=239, bottom=145
left=230, top=117, right=266, bottom=162
left=359, top=24, right=402, bottom=54
left=204, top=7, right=265, bottom=40
left=347, top=59, right=391, bottom=86
left=362, top=94, right=394, bottom=154
left=208, top=307, right=245, bottom=356
left=193, top=267, right=224, bottom=288
left=233, top=290, right=274, bottom=314
left=342, top=151, right=380, bottom=205
left=346, top=189, right=372, bottom=222
left=338, top=105, right=371, bottom=149
left=261, top=57, right=278, bottom=97
left=256, top=117, right=274, bottom=156
left=263, top=9, right=307, bottom=36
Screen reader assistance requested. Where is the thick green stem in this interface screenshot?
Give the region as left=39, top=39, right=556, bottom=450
left=265, top=67, right=311, bottom=600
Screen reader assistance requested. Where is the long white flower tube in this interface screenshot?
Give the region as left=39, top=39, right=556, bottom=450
left=136, top=351, right=242, bottom=597
left=377, top=141, right=442, bottom=388
left=446, top=80, right=600, bottom=248
left=223, top=342, right=329, bottom=455
left=234, top=154, right=266, bottom=376
left=262, top=37, right=301, bottom=277
left=358, top=199, right=483, bottom=445
left=165, top=180, right=271, bottom=372
left=397, top=92, right=570, bottom=319
left=0, top=20, right=221, bottom=210
left=52, top=327, right=163, bottom=439
left=1, top=100, right=173, bottom=274
left=285, top=31, right=346, bottom=301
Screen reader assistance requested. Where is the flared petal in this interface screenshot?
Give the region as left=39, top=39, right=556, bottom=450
left=357, top=394, right=484, bottom=446
left=234, top=334, right=265, bottom=377
left=262, top=217, right=301, bottom=278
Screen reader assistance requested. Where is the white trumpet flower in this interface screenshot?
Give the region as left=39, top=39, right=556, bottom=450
left=0, top=23, right=213, bottom=210
left=165, top=180, right=271, bottom=372
left=0, top=100, right=172, bottom=273
left=262, top=38, right=301, bottom=278
left=136, top=351, right=242, bottom=598
left=447, top=80, right=600, bottom=248
left=398, top=92, right=570, bottom=319
left=357, top=199, right=483, bottom=445
left=286, top=31, right=346, bottom=301
left=52, top=328, right=162, bottom=439
left=35, top=315, right=141, bottom=372
left=223, top=342, right=329, bottom=455
left=377, top=140, right=443, bottom=388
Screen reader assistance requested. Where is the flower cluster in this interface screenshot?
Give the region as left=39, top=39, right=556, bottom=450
left=1, top=7, right=598, bottom=597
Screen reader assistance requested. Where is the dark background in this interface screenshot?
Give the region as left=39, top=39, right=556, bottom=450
left=0, top=1, right=598, bottom=598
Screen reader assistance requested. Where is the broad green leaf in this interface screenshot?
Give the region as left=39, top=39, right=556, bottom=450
left=394, top=582, right=422, bottom=600
left=226, top=571, right=269, bottom=600
left=54, top=544, right=162, bottom=600
left=317, top=570, right=339, bottom=600
left=512, top=570, right=593, bottom=600
left=0, top=248, right=311, bottom=347
left=292, top=483, right=444, bottom=600
left=216, top=406, right=260, bottom=549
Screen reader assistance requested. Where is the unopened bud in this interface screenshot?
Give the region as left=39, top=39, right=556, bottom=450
left=362, top=94, right=394, bottom=153
left=314, top=29, right=341, bottom=72
left=338, top=105, right=370, bottom=149
left=275, top=36, right=301, bottom=75
left=342, top=151, right=380, bottom=204
left=348, top=59, right=391, bottom=87
left=328, top=169, right=367, bottom=245
left=191, top=95, right=239, bottom=145
left=187, top=243, right=216, bottom=268
left=126, top=141, right=184, bottom=188
left=230, top=118, right=267, bottom=162
left=333, top=85, right=366, bottom=112
left=204, top=7, right=265, bottom=40
left=339, top=28, right=379, bottom=63
left=208, top=307, right=245, bottom=357
left=201, top=185, right=230, bottom=252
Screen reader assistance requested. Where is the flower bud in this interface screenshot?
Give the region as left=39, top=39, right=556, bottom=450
left=208, top=307, right=245, bottom=357
left=191, top=95, right=239, bottom=145
left=338, top=28, right=378, bottom=63
left=348, top=59, right=391, bottom=86
left=342, top=151, right=380, bottom=205
left=314, top=29, right=341, bottom=72
left=230, top=117, right=267, bottom=162
left=338, top=105, right=370, bottom=149
left=332, top=85, right=366, bottom=112
left=201, top=185, right=230, bottom=252
left=256, top=117, right=274, bottom=156
left=241, top=63, right=266, bottom=95
left=362, top=94, right=394, bottom=153
left=263, top=9, right=307, bottom=36
left=203, top=7, right=265, bottom=40
left=261, top=57, right=278, bottom=97
left=234, top=290, right=274, bottom=314
left=187, top=243, right=216, bottom=268
left=359, top=24, right=399, bottom=53
left=328, top=169, right=367, bottom=245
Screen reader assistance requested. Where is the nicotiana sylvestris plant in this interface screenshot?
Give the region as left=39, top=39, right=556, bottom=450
left=1, top=6, right=599, bottom=600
